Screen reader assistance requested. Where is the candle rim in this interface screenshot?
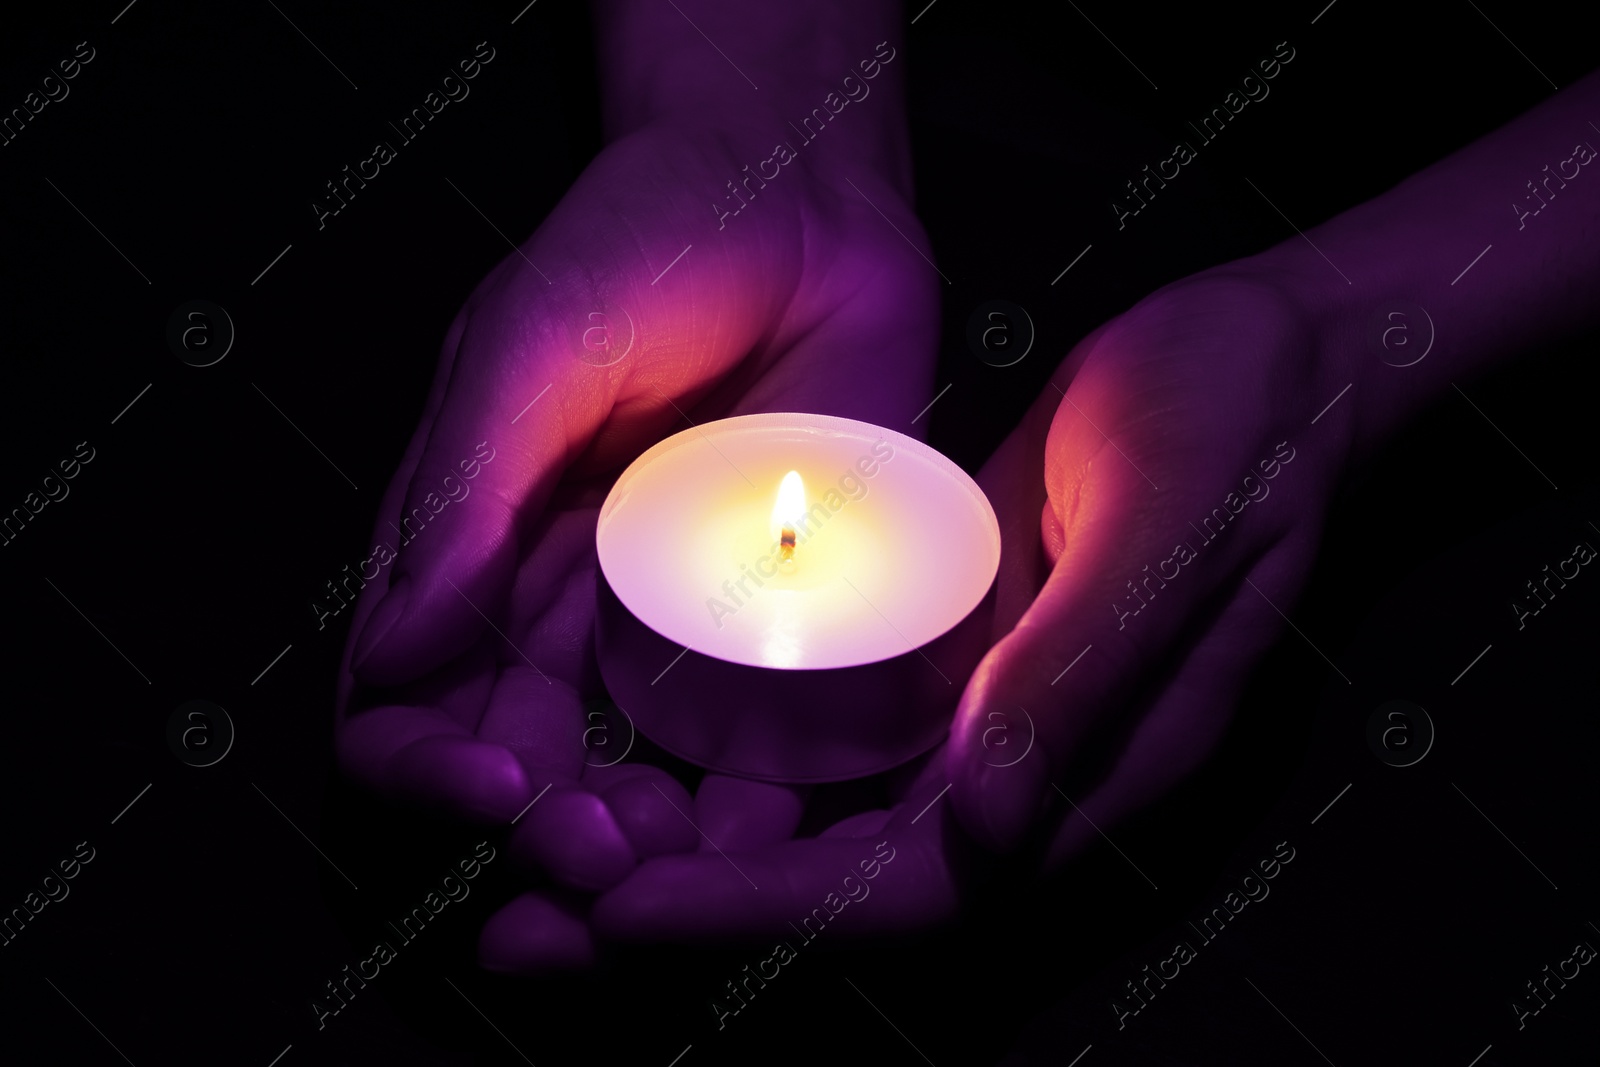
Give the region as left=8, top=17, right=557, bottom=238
left=595, top=412, right=1000, bottom=669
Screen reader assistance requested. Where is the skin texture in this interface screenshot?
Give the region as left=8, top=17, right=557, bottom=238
left=592, top=268, right=1330, bottom=948
left=334, top=1, right=938, bottom=970
left=587, top=65, right=1600, bottom=954
left=338, top=0, right=1600, bottom=969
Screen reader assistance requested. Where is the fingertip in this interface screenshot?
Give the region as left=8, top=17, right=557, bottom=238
left=693, top=776, right=808, bottom=851
left=603, top=771, right=700, bottom=859
left=511, top=787, right=638, bottom=892
left=477, top=668, right=589, bottom=782
left=947, top=736, right=1048, bottom=853
left=387, top=734, right=533, bottom=823
left=478, top=892, right=597, bottom=975
left=946, top=650, right=1057, bottom=853
left=351, top=545, right=514, bottom=686
left=335, top=704, right=463, bottom=787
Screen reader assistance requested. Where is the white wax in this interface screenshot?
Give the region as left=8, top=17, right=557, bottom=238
left=596, top=413, right=1000, bottom=670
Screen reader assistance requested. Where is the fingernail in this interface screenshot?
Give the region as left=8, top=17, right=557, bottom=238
left=351, top=574, right=410, bottom=677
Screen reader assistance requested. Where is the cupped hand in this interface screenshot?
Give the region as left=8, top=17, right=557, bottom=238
left=332, top=113, right=940, bottom=860
left=946, top=266, right=1348, bottom=868
left=569, top=265, right=1354, bottom=960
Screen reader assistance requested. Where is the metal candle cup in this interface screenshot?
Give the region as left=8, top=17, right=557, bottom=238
left=595, top=413, right=1000, bottom=783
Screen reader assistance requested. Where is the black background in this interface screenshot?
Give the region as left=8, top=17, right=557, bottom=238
left=0, top=1, right=1595, bottom=1064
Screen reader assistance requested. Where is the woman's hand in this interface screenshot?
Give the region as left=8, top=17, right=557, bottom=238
left=330, top=105, right=941, bottom=958
left=945, top=266, right=1347, bottom=865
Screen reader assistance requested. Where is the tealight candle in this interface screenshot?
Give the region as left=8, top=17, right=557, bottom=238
left=595, top=413, right=1000, bottom=782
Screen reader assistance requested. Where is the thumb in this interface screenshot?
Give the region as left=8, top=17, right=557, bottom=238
left=945, top=381, right=1232, bottom=852
left=348, top=184, right=794, bottom=684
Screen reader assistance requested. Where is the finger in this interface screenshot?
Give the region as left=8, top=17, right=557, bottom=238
left=336, top=307, right=470, bottom=712
left=975, top=377, right=1065, bottom=639
left=336, top=401, right=602, bottom=819
left=580, top=761, right=659, bottom=791
left=380, top=643, right=496, bottom=732
left=692, top=775, right=809, bottom=852
left=334, top=707, right=533, bottom=823
left=478, top=890, right=598, bottom=975
left=502, top=504, right=605, bottom=685
left=602, top=767, right=701, bottom=859
left=334, top=507, right=581, bottom=819
left=948, top=354, right=1272, bottom=851
left=474, top=666, right=587, bottom=785
left=1043, top=542, right=1311, bottom=870
left=471, top=506, right=602, bottom=786
left=509, top=785, right=638, bottom=892
left=333, top=309, right=504, bottom=822
left=592, top=778, right=967, bottom=946
left=818, top=809, right=894, bottom=839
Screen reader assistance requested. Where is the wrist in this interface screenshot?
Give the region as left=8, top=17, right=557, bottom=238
left=1168, top=248, right=1372, bottom=487
left=591, top=1, right=912, bottom=193
left=1221, top=233, right=1450, bottom=477
left=1217, top=68, right=1600, bottom=475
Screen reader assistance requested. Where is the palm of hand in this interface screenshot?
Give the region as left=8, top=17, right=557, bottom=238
left=331, top=117, right=943, bottom=958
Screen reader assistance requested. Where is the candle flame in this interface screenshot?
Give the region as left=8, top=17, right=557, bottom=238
left=771, top=470, right=805, bottom=560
